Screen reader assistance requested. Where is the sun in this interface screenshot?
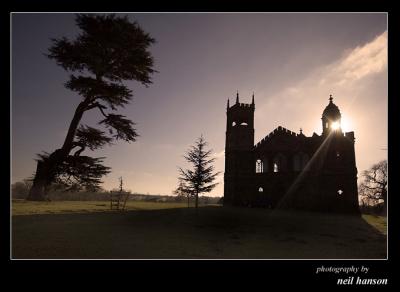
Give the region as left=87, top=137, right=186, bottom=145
left=331, top=121, right=340, bottom=130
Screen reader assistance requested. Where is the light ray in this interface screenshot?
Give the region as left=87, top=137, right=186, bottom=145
left=270, top=131, right=336, bottom=214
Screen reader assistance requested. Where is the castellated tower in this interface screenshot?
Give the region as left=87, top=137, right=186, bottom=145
left=224, top=92, right=255, bottom=205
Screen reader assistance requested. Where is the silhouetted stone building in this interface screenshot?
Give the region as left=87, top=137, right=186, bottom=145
left=224, top=93, right=359, bottom=213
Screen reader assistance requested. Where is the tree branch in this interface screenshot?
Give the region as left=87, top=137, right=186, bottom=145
left=87, top=102, right=108, bottom=118
left=74, top=145, right=86, bottom=156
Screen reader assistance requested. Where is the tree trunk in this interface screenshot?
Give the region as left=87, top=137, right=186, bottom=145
left=195, top=191, right=198, bottom=210
left=27, top=161, right=48, bottom=201
left=27, top=179, right=47, bottom=201
left=61, top=101, right=88, bottom=152
left=382, top=188, right=387, bottom=215
left=187, top=195, right=190, bottom=208
left=27, top=101, right=88, bottom=201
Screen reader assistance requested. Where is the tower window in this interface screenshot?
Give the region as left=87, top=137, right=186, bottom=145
left=240, top=122, right=248, bottom=126
left=258, top=187, right=263, bottom=193
left=337, top=189, right=343, bottom=195
left=273, top=153, right=286, bottom=172
left=256, top=159, right=263, bottom=173
left=336, top=151, right=340, bottom=158
left=232, top=122, right=236, bottom=126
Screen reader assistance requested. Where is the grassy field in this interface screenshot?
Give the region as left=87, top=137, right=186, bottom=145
left=11, top=200, right=188, bottom=216
left=12, top=200, right=387, bottom=259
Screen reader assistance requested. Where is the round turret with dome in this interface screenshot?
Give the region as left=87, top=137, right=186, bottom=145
left=322, top=94, right=342, bottom=135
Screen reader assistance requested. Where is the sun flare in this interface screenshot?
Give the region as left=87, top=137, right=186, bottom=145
left=331, top=121, right=340, bottom=130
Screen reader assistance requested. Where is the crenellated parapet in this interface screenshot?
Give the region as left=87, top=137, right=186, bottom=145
left=227, top=102, right=255, bottom=111
left=254, top=126, right=300, bottom=149
left=238, top=103, right=253, bottom=108
left=227, top=91, right=255, bottom=111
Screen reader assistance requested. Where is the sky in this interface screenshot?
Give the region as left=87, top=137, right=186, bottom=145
left=11, top=13, right=388, bottom=196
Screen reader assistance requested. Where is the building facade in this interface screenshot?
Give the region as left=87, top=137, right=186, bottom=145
left=223, top=93, right=359, bottom=213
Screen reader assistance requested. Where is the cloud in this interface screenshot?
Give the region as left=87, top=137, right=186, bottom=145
left=254, top=30, right=387, bottom=175
left=101, top=30, right=388, bottom=196
left=328, top=31, right=387, bottom=86
left=255, top=30, right=387, bottom=137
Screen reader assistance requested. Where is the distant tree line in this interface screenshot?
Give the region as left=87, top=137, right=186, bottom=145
left=11, top=179, right=33, bottom=199
left=11, top=180, right=221, bottom=204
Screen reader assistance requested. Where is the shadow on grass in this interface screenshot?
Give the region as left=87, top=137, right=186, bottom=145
left=12, top=206, right=386, bottom=259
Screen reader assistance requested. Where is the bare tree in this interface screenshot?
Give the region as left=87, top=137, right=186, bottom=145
left=359, top=160, right=387, bottom=212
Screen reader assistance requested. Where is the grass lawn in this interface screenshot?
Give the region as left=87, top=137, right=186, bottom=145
left=11, top=200, right=188, bottom=216
left=12, top=200, right=387, bottom=259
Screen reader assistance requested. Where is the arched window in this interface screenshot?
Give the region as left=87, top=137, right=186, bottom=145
left=258, top=187, right=263, bottom=192
left=256, top=159, right=263, bottom=173
left=273, top=153, right=287, bottom=172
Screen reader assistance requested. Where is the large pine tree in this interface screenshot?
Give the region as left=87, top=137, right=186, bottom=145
left=27, top=14, right=156, bottom=200
left=178, top=135, right=220, bottom=210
